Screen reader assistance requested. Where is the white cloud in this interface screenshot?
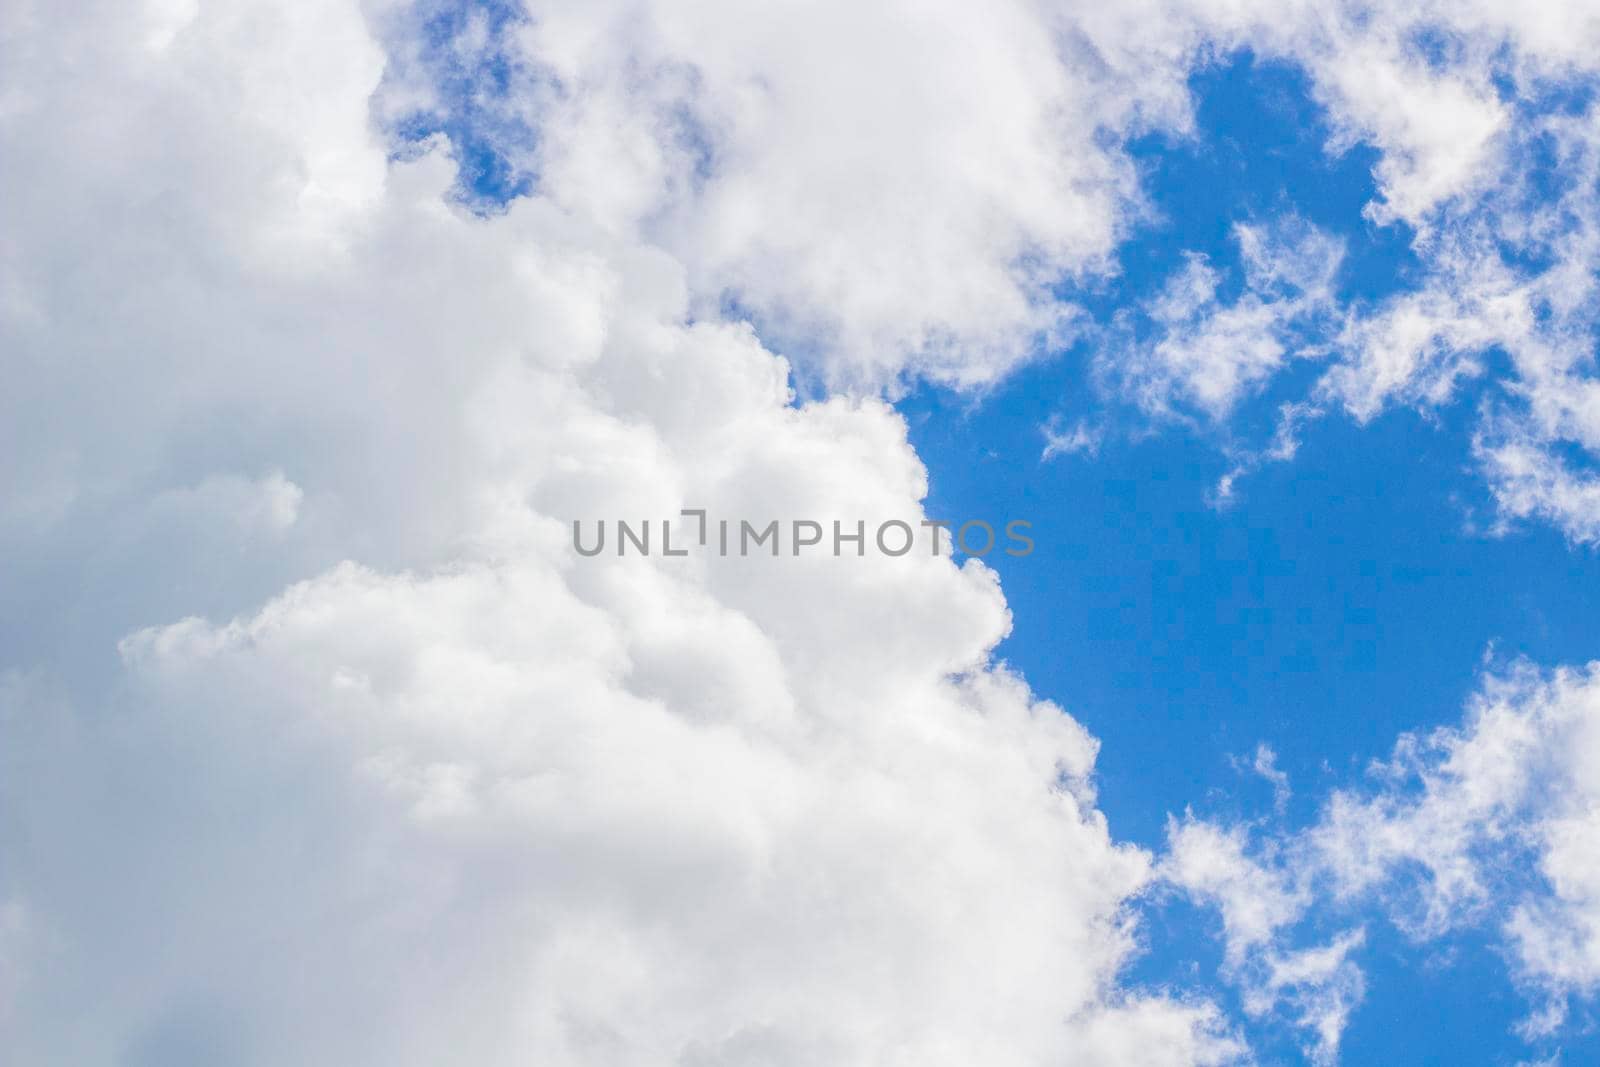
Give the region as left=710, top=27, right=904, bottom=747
left=1167, top=661, right=1600, bottom=1052
left=1316, top=41, right=1508, bottom=228
left=1104, top=221, right=1343, bottom=421
left=1475, top=424, right=1600, bottom=546
left=1306, top=662, right=1600, bottom=1034
left=1250, top=743, right=1292, bottom=814
left=497, top=0, right=1173, bottom=390
left=1042, top=417, right=1104, bottom=461
left=1165, top=818, right=1308, bottom=964
left=1247, top=930, right=1366, bottom=1067
left=1161, top=818, right=1363, bottom=1063
left=0, top=2, right=1254, bottom=1063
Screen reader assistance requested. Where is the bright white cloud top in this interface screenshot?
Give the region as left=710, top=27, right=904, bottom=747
left=5, top=1, right=1600, bottom=1064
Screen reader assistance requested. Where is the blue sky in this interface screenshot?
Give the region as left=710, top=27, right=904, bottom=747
left=907, top=53, right=1600, bottom=840
left=906, top=54, right=1600, bottom=1065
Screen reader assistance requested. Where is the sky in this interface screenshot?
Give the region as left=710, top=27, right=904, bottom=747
left=907, top=53, right=1600, bottom=1064
left=7, top=2, right=1600, bottom=1066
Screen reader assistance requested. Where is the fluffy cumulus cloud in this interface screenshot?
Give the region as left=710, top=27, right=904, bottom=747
left=377, top=0, right=1163, bottom=390
left=0, top=1, right=1254, bottom=1063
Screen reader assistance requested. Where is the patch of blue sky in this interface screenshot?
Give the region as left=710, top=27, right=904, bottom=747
left=1488, top=66, right=1599, bottom=281
left=901, top=50, right=1599, bottom=841
left=903, top=51, right=1600, bottom=1062
left=386, top=0, right=536, bottom=208
left=1097, top=54, right=1422, bottom=312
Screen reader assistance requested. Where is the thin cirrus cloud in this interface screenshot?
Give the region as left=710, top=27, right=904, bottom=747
left=1164, top=662, right=1600, bottom=1058
left=3, top=1, right=1600, bottom=1065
